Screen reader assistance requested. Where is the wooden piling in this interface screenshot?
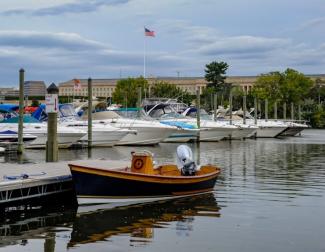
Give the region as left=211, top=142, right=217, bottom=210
left=298, top=104, right=302, bottom=121
left=213, top=94, right=217, bottom=121
left=137, top=86, right=142, bottom=118
left=88, top=78, right=92, bottom=148
left=196, top=88, right=200, bottom=141
left=229, top=90, right=233, bottom=125
left=254, top=97, right=257, bottom=125
left=46, top=83, right=59, bottom=162
left=17, top=69, right=25, bottom=154
left=243, top=95, right=247, bottom=125
left=265, top=99, right=268, bottom=121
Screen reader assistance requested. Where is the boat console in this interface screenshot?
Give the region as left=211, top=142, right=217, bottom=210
left=131, top=151, right=155, bottom=175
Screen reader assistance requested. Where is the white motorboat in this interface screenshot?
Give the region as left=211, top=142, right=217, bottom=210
left=78, top=110, right=177, bottom=145
left=216, top=108, right=288, bottom=138
left=244, top=119, right=288, bottom=138
left=61, top=121, right=135, bottom=147
left=279, top=121, right=309, bottom=136
left=144, top=104, right=237, bottom=142
left=0, top=130, right=37, bottom=144
left=179, top=107, right=238, bottom=141
left=0, top=123, right=86, bottom=148
left=224, top=122, right=258, bottom=139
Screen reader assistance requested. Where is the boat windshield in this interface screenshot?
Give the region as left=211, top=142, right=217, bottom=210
left=60, top=104, right=77, bottom=117
left=186, top=109, right=211, bottom=120
left=114, top=109, right=152, bottom=120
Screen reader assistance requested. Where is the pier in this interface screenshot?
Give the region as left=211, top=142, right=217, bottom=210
left=0, top=162, right=73, bottom=206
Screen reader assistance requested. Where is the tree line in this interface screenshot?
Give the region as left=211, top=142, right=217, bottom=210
left=111, top=61, right=325, bottom=128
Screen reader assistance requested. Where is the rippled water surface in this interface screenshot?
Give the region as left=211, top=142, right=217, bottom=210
left=0, top=129, right=325, bottom=252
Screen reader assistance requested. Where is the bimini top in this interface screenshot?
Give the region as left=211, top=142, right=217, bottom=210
left=0, top=104, right=19, bottom=113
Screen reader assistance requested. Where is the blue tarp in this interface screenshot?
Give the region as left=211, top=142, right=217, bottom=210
left=0, top=104, right=19, bottom=112
left=31, top=104, right=46, bottom=121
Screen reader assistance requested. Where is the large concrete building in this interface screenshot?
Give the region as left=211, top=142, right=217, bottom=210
left=0, top=87, right=19, bottom=97
left=58, top=76, right=257, bottom=98
left=58, top=75, right=325, bottom=98
left=24, top=81, right=47, bottom=96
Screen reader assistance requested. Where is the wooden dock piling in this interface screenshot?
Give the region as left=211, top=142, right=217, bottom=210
left=17, top=69, right=25, bottom=154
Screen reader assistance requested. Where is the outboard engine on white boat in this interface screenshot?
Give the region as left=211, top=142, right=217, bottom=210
left=176, top=145, right=197, bottom=176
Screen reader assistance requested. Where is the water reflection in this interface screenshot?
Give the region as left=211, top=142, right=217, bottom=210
left=69, top=193, right=220, bottom=248
left=0, top=204, right=75, bottom=249
left=0, top=130, right=324, bottom=252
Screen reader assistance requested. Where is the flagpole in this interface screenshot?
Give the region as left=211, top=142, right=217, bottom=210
left=143, top=28, right=146, bottom=78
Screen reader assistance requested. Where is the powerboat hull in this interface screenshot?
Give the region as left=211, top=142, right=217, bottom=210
left=26, top=132, right=85, bottom=148
left=116, top=126, right=176, bottom=145
left=254, top=126, right=287, bottom=138
left=79, top=130, right=131, bottom=147
left=199, top=127, right=234, bottom=141
left=0, top=130, right=37, bottom=143
left=162, top=129, right=199, bottom=143
left=230, top=126, right=257, bottom=139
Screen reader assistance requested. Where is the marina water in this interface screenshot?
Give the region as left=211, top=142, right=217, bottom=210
left=0, top=129, right=324, bottom=252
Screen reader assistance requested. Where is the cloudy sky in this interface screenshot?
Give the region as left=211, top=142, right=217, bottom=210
left=0, top=0, right=325, bottom=86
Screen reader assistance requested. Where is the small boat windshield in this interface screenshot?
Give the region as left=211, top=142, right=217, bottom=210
left=113, top=108, right=152, bottom=120
left=186, top=108, right=211, bottom=120
left=60, top=104, right=78, bottom=117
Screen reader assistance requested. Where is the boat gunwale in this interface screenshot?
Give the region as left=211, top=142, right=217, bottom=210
left=68, top=163, right=220, bottom=184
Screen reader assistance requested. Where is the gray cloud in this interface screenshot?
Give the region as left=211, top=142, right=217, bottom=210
left=0, top=31, right=107, bottom=50
left=1, top=0, right=131, bottom=16
left=299, top=17, right=325, bottom=31
left=196, top=36, right=291, bottom=56
left=0, top=30, right=188, bottom=84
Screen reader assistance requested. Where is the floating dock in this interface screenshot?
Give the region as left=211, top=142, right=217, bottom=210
left=0, top=160, right=130, bottom=206
left=0, top=161, right=73, bottom=206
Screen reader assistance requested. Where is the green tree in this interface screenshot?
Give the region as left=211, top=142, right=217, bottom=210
left=150, top=81, right=193, bottom=104
left=252, top=69, right=313, bottom=104
left=204, top=61, right=229, bottom=92
left=252, top=71, right=282, bottom=103
left=309, top=78, right=325, bottom=104
left=280, top=68, right=313, bottom=104
left=112, top=77, right=149, bottom=107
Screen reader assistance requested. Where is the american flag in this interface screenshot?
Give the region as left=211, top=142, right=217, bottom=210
left=144, top=27, right=155, bottom=37
left=73, top=78, right=81, bottom=90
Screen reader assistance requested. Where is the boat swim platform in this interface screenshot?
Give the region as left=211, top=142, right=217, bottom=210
left=0, top=160, right=130, bottom=206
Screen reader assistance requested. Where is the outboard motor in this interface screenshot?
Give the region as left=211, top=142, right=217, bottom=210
left=176, top=145, right=197, bottom=176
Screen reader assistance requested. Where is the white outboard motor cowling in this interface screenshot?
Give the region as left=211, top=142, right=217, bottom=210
left=176, top=145, right=197, bottom=176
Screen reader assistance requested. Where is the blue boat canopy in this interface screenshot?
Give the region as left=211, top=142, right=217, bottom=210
left=32, top=103, right=78, bottom=121
left=0, top=104, right=19, bottom=113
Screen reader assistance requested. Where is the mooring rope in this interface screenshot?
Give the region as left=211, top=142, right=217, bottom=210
left=3, top=172, right=47, bottom=180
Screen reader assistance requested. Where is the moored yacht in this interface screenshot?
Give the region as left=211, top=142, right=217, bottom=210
left=61, top=121, right=135, bottom=147
left=216, top=107, right=288, bottom=138
left=145, top=104, right=237, bottom=142
left=0, top=130, right=37, bottom=144
left=78, top=106, right=178, bottom=145
left=279, top=121, right=309, bottom=136
left=244, top=119, right=288, bottom=138
left=0, top=123, right=86, bottom=148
